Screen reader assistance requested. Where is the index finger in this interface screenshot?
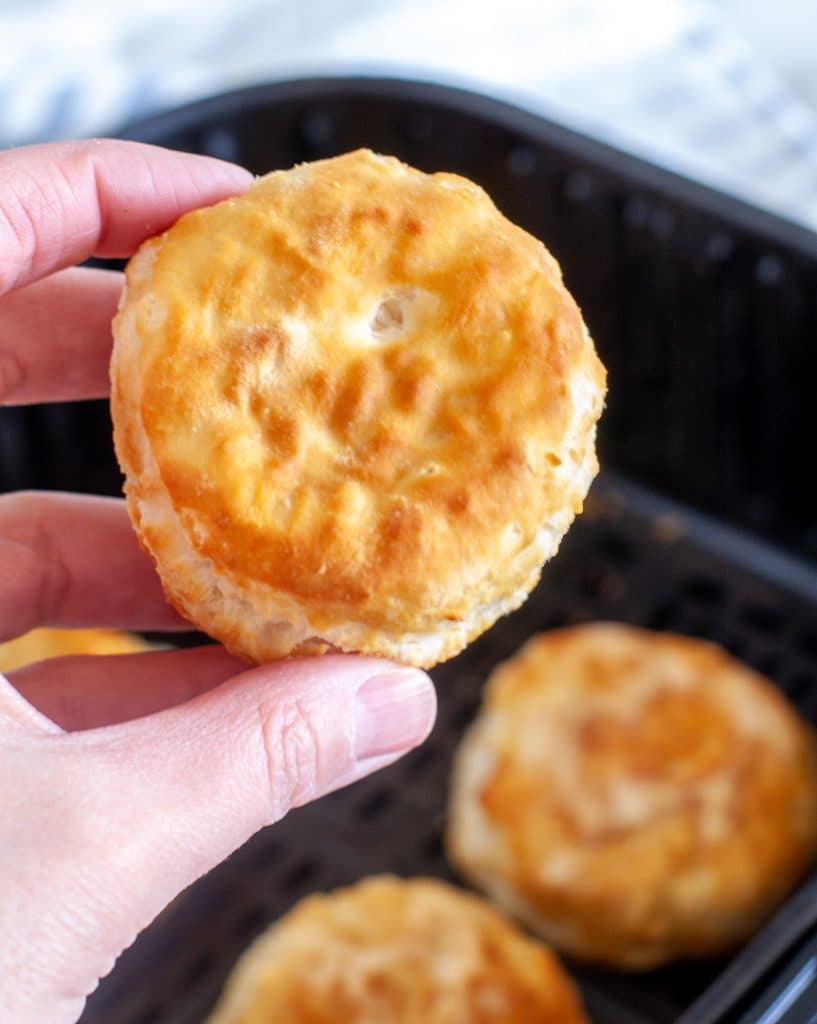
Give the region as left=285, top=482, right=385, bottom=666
left=0, top=139, right=253, bottom=296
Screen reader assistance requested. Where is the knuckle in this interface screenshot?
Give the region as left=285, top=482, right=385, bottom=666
left=257, top=696, right=321, bottom=822
left=0, top=164, right=68, bottom=293
left=0, top=200, right=34, bottom=295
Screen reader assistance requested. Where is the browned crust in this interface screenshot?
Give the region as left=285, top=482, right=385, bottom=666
left=111, top=150, right=605, bottom=663
left=448, top=624, right=817, bottom=967
left=206, top=876, right=589, bottom=1023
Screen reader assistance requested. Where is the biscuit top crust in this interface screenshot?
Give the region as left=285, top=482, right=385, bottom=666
left=476, top=624, right=817, bottom=910
left=206, top=876, right=587, bottom=1023
left=118, top=149, right=604, bottom=635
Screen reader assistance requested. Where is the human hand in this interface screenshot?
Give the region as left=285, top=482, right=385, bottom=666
left=0, top=141, right=436, bottom=1024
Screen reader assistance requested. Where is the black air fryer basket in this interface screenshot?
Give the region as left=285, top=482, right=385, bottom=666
left=4, top=78, right=817, bottom=1024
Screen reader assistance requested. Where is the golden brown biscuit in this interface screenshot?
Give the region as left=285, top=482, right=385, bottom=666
left=111, top=149, right=605, bottom=667
left=447, top=623, right=817, bottom=969
left=206, top=876, right=588, bottom=1023
left=0, top=627, right=151, bottom=673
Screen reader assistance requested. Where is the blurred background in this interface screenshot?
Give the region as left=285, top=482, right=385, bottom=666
left=1, top=0, right=817, bottom=230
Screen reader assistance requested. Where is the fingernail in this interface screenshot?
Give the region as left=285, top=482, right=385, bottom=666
left=355, top=670, right=436, bottom=760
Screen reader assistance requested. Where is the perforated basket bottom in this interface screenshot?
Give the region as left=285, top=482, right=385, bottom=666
left=79, top=473, right=817, bottom=1024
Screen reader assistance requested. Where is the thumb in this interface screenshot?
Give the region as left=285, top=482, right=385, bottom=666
left=78, top=653, right=435, bottom=889
left=45, top=655, right=435, bottom=1011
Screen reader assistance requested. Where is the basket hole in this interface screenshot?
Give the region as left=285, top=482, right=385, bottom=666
left=753, top=651, right=782, bottom=677
left=282, top=859, right=320, bottom=889
left=201, top=127, right=238, bottom=162
left=740, top=603, right=784, bottom=634
left=564, top=171, right=594, bottom=203
left=705, top=232, right=734, bottom=263
left=544, top=610, right=568, bottom=630
left=356, top=787, right=391, bottom=821
left=596, top=531, right=635, bottom=566
left=785, top=670, right=814, bottom=702
left=795, top=627, right=817, bottom=659
left=182, top=949, right=217, bottom=988
left=235, top=904, right=267, bottom=939
left=404, top=743, right=437, bottom=773
left=579, top=567, right=626, bottom=601
left=719, top=635, right=746, bottom=659
left=579, top=569, right=603, bottom=598
left=683, top=619, right=714, bottom=641
left=650, top=207, right=675, bottom=236
left=755, top=254, right=784, bottom=285
left=448, top=698, right=480, bottom=731
left=245, top=838, right=282, bottom=871
left=681, top=576, right=725, bottom=605
left=420, top=830, right=445, bottom=863
left=645, top=602, right=681, bottom=631
left=623, top=196, right=650, bottom=227
left=300, top=110, right=335, bottom=154
left=131, top=1009, right=163, bottom=1024
left=799, top=704, right=817, bottom=728
left=404, top=111, right=434, bottom=142
left=506, top=146, right=537, bottom=177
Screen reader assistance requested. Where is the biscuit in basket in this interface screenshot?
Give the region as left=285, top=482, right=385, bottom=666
left=111, top=149, right=605, bottom=667
left=0, top=627, right=151, bottom=673
left=206, top=875, right=588, bottom=1023
left=447, top=623, right=817, bottom=968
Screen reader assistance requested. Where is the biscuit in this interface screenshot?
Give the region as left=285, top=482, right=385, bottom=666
left=447, top=623, right=817, bottom=968
left=206, top=875, right=588, bottom=1023
left=111, top=149, right=605, bottom=667
left=0, top=627, right=151, bottom=673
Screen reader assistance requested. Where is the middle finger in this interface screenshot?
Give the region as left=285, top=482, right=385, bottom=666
left=0, top=491, right=189, bottom=642
left=0, top=267, right=122, bottom=405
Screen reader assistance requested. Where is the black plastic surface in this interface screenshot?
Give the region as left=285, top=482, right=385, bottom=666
left=74, top=473, right=817, bottom=1024
left=732, top=928, right=817, bottom=1023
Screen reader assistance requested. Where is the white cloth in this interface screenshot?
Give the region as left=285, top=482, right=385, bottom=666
left=2, top=0, right=817, bottom=230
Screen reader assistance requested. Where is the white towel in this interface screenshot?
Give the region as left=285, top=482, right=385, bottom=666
left=1, top=0, right=816, bottom=230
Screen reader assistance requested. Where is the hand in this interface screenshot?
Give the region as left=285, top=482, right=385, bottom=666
left=0, top=141, right=436, bottom=1024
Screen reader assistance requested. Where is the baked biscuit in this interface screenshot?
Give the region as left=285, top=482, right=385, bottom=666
left=206, top=875, right=588, bottom=1023
left=0, top=627, right=151, bottom=673
left=111, top=149, right=605, bottom=667
left=447, top=623, right=817, bottom=968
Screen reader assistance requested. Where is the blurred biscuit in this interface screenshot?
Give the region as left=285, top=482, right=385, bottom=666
left=0, top=627, right=151, bottom=673
left=447, top=623, right=817, bottom=968
left=111, top=149, right=605, bottom=667
left=206, top=875, right=588, bottom=1023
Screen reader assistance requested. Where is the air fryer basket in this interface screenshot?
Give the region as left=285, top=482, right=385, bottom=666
left=76, top=474, right=817, bottom=1024
left=2, top=77, right=816, bottom=1023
